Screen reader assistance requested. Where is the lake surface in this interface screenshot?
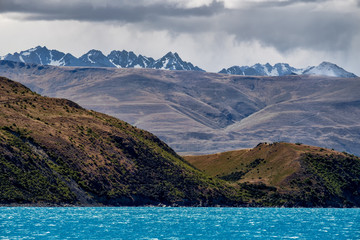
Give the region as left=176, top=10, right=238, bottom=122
left=0, top=207, right=359, bottom=239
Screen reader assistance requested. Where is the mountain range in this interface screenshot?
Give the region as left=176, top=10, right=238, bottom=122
left=1, top=46, right=357, bottom=77
left=1, top=61, right=359, bottom=156
left=0, top=46, right=203, bottom=72
left=220, top=62, right=357, bottom=78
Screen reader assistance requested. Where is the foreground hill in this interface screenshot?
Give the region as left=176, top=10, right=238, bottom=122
left=0, top=76, right=239, bottom=206
left=1, top=77, right=359, bottom=207
left=0, top=61, right=360, bottom=156
left=185, top=142, right=360, bottom=207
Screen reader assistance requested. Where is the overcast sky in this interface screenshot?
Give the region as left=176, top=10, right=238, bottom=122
left=0, top=0, right=359, bottom=74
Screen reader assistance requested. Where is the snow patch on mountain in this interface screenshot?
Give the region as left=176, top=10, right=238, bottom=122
left=22, top=51, right=31, bottom=56
left=19, top=55, right=25, bottom=63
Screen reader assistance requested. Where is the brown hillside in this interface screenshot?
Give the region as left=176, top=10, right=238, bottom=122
left=0, top=76, right=236, bottom=206
left=185, top=143, right=360, bottom=207
left=185, top=142, right=358, bottom=193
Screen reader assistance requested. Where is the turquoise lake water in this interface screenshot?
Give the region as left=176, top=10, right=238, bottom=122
left=0, top=207, right=359, bottom=239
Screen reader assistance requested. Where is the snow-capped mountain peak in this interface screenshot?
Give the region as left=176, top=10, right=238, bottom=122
left=1, top=46, right=204, bottom=72
left=151, top=51, right=204, bottom=71
left=302, top=61, right=357, bottom=78
left=219, top=62, right=357, bottom=78
left=3, top=46, right=69, bottom=66
left=86, top=49, right=103, bottom=57
left=220, top=63, right=299, bottom=77
left=78, top=50, right=114, bottom=67
left=1, top=47, right=356, bottom=77
left=164, top=51, right=176, bottom=58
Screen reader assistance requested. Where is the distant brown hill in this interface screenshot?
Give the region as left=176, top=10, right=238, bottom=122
left=185, top=142, right=360, bottom=207
left=1, top=60, right=360, bottom=157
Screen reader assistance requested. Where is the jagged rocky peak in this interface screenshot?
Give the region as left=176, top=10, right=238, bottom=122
left=148, top=51, right=204, bottom=71
left=163, top=51, right=183, bottom=61
left=219, top=66, right=244, bottom=75
left=20, top=45, right=48, bottom=55
left=219, top=63, right=297, bottom=76
left=80, top=49, right=107, bottom=61
left=79, top=50, right=115, bottom=67
left=3, top=46, right=66, bottom=66
left=107, top=50, right=154, bottom=68
left=164, top=51, right=175, bottom=57
left=85, top=49, right=104, bottom=56
left=153, top=51, right=180, bottom=70
left=108, top=50, right=138, bottom=67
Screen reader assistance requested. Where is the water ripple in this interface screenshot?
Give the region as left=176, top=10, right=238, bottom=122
left=0, top=207, right=359, bottom=239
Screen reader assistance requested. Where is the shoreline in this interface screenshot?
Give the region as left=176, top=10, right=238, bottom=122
left=0, top=203, right=356, bottom=208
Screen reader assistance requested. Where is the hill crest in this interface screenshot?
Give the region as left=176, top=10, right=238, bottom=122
left=185, top=142, right=360, bottom=207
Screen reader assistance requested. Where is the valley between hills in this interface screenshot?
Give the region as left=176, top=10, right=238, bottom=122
left=1, top=76, right=360, bottom=207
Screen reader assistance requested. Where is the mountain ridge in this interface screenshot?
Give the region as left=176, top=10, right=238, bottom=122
left=219, top=61, right=357, bottom=78
left=1, top=46, right=204, bottom=72
left=1, top=46, right=356, bottom=77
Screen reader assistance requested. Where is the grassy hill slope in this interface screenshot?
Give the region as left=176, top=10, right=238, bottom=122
left=185, top=142, right=360, bottom=207
left=1, top=76, right=359, bottom=207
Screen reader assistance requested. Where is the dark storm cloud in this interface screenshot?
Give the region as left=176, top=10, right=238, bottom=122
left=1, top=0, right=359, bottom=53
left=135, top=3, right=359, bottom=53
left=0, top=0, right=225, bottom=22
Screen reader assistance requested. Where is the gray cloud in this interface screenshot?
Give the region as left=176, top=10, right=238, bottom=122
left=0, top=0, right=225, bottom=22
left=0, top=0, right=359, bottom=68
left=220, top=7, right=359, bottom=52
left=131, top=2, right=360, bottom=53
left=241, top=0, right=325, bottom=8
